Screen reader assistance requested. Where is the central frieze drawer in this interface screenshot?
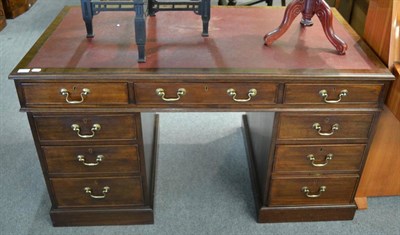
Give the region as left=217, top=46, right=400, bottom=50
left=283, top=84, right=383, bottom=104
left=269, top=175, right=358, bottom=206
left=277, top=113, right=374, bottom=141
left=134, top=83, right=278, bottom=104
left=33, top=114, right=137, bottom=142
left=42, top=145, right=140, bottom=175
left=50, top=176, right=144, bottom=208
left=21, top=82, right=129, bottom=106
left=273, top=144, right=366, bottom=173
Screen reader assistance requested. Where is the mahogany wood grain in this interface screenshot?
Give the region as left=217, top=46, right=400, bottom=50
left=33, top=113, right=137, bottom=143
left=50, top=208, right=154, bottom=226
left=277, top=113, right=374, bottom=141
left=42, top=145, right=140, bottom=175
left=283, top=83, right=383, bottom=105
left=1, top=0, right=36, bottom=19
left=0, top=1, right=6, bottom=31
left=139, top=113, right=158, bottom=208
left=10, top=6, right=395, bottom=225
left=46, top=114, right=159, bottom=226
left=269, top=175, right=358, bottom=205
left=135, top=82, right=278, bottom=105
left=244, top=112, right=276, bottom=205
left=21, top=82, right=129, bottom=106
left=50, top=176, right=144, bottom=208
left=273, top=144, right=366, bottom=173
left=243, top=114, right=363, bottom=222
left=258, top=205, right=356, bottom=222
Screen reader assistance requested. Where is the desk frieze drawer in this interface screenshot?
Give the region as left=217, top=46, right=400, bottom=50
left=273, top=144, right=366, bottom=173
left=277, top=113, right=374, bottom=141
left=268, top=175, right=358, bottom=206
left=42, top=145, right=140, bottom=175
left=283, top=84, right=383, bottom=105
left=134, top=83, right=278, bottom=104
left=32, top=114, right=137, bottom=142
left=50, top=176, right=144, bottom=208
left=20, top=82, right=129, bottom=106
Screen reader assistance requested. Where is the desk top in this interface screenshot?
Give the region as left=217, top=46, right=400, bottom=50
left=13, top=6, right=392, bottom=79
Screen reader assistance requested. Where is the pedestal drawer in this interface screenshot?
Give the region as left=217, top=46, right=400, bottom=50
left=42, top=145, right=140, bottom=175
left=269, top=175, right=358, bottom=206
left=134, top=82, right=278, bottom=104
left=273, top=144, right=366, bottom=173
left=277, top=113, right=374, bottom=141
left=51, top=176, right=144, bottom=208
left=33, top=114, right=137, bottom=142
left=283, top=84, right=383, bottom=105
left=21, top=82, right=129, bottom=106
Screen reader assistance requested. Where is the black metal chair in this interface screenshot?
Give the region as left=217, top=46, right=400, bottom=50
left=247, top=0, right=286, bottom=6
left=80, top=0, right=210, bottom=63
left=218, top=0, right=286, bottom=6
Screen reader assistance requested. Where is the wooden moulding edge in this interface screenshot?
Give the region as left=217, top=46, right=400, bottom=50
left=50, top=207, right=154, bottom=226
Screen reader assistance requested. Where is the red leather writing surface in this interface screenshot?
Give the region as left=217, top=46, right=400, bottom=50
left=29, top=7, right=376, bottom=70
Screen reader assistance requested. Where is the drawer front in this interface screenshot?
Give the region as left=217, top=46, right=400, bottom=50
left=22, top=82, right=129, bottom=106
left=34, top=114, right=137, bottom=142
left=278, top=113, right=374, bottom=141
left=273, top=144, right=366, bottom=173
left=283, top=84, right=383, bottom=104
left=269, top=176, right=358, bottom=206
left=134, top=82, right=278, bottom=104
left=42, top=145, right=140, bottom=174
left=51, top=177, right=144, bottom=208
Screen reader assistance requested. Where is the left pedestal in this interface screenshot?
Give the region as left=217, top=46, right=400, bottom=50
left=23, top=111, right=159, bottom=226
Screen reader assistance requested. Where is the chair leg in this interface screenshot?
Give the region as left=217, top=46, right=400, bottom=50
left=227, top=0, right=237, bottom=5
left=148, top=0, right=156, bottom=16
left=134, top=0, right=146, bottom=62
left=80, top=0, right=94, bottom=38
left=200, top=0, right=211, bottom=37
left=266, top=0, right=273, bottom=6
left=281, top=0, right=286, bottom=6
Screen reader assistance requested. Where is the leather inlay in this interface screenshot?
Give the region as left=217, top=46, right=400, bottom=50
left=28, top=7, right=376, bottom=70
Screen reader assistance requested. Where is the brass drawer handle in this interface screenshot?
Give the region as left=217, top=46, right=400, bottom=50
left=77, top=154, right=104, bottom=166
left=227, top=88, right=257, bottom=102
left=60, top=88, right=90, bottom=104
left=71, top=123, right=101, bottom=138
left=301, top=186, right=326, bottom=198
left=307, top=153, right=333, bottom=167
left=319, top=89, right=348, bottom=104
left=312, top=123, right=339, bottom=136
left=84, top=186, right=110, bottom=199
left=155, top=88, right=186, bottom=102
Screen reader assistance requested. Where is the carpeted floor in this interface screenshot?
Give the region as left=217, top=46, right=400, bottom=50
left=0, top=1, right=399, bottom=234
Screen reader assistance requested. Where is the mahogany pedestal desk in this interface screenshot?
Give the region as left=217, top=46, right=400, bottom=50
left=10, top=6, right=394, bottom=226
